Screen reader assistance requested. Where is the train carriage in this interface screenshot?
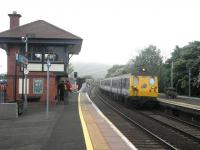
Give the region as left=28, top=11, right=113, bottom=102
left=100, top=72, right=158, bottom=108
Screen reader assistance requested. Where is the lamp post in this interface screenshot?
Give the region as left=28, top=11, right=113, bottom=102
left=171, top=61, right=174, bottom=88
left=189, top=68, right=191, bottom=97
left=46, top=56, right=51, bottom=117
left=21, top=36, right=28, bottom=109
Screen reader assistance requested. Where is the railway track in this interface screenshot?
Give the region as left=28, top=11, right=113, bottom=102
left=91, top=88, right=176, bottom=149
left=140, top=111, right=200, bottom=142
left=90, top=87, right=200, bottom=150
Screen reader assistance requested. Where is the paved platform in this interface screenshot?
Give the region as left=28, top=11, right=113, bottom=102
left=79, top=92, right=136, bottom=150
left=0, top=92, right=136, bottom=150
left=43, top=93, right=85, bottom=150
left=0, top=93, right=85, bottom=150
left=158, top=97, right=200, bottom=115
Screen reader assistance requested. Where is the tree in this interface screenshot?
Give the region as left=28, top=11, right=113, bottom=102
left=105, top=65, right=128, bottom=77
left=169, top=41, right=200, bottom=96
left=131, top=45, right=163, bottom=76
left=129, top=45, right=164, bottom=91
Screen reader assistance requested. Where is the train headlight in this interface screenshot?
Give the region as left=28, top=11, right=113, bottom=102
left=149, top=78, right=155, bottom=85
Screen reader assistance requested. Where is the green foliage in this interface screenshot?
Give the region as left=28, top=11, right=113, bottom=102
left=168, top=41, right=200, bottom=96
left=131, top=45, right=163, bottom=75
left=130, top=45, right=164, bottom=91
left=105, top=64, right=129, bottom=77
left=105, top=42, right=200, bottom=96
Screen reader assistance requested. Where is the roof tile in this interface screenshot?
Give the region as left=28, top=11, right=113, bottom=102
left=0, top=20, right=82, bottom=39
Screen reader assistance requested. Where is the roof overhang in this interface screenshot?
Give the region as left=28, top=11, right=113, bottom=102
left=0, top=37, right=82, bottom=54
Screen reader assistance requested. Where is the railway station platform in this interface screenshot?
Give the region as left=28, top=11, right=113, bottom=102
left=0, top=91, right=136, bottom=150
left=79, top=92, right=136, bottom=150
left=158, top=96, right=200, bottom=115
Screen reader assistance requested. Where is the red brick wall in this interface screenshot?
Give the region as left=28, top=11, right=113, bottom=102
left=6, top=46, right=20, bottom=101
left=26, top=73, right=57, bottom=102
left=8, top=13, right=21, bottom=29
left=6, top=46, right=58, bottom=103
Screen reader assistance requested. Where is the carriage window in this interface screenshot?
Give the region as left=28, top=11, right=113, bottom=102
left=112, top=80, right=117, bottom=87
left=123, top=78, right=126, bottom=88
left=125, top=78, right=129, bottom=88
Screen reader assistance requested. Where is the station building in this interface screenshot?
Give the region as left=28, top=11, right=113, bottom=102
left=0, top=11, right=82, bottom=103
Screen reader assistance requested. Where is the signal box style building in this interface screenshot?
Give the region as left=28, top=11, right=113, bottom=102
left=0, top=12, right=82, bottom=102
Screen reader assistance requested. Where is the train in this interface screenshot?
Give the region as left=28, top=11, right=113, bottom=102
left=99, top=70, right=158, bottom=108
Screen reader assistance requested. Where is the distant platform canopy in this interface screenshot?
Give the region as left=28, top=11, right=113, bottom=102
left=0, top=20, right=82, bottom=54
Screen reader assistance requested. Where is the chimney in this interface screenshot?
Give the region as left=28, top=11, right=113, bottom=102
left=8, top=11, right=21, bottom=29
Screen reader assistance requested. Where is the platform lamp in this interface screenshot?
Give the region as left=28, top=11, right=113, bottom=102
left=21, top=36, right=28, bottom=109
left=46, top=55, right=51, bottom=117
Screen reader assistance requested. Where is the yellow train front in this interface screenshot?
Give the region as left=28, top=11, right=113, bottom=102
left=100, top=74, right=158, bottom=108
left=129, top=75, right=158, bottom=107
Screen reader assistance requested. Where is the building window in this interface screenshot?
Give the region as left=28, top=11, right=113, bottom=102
left=28, top=51, right=42, bottom=62
left=44, top=53, right=58, bottom=62
left=33, top=53, right=42, bottom=61
left=33, top=79, right=43, bottom=94
left=28, top=45, right=66, bottom=63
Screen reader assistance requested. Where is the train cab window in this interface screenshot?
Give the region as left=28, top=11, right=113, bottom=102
left=149, top=77, right=155, bottom=85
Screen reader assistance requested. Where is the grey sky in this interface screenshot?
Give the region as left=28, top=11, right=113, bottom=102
left=0, top=0, right=200, bottom=73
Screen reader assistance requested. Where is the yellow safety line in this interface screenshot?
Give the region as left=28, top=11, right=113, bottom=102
left=78, top=93, right=94, bottom=150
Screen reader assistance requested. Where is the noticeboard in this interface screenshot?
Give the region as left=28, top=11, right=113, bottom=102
left=33, top=79, right=43, bottom=94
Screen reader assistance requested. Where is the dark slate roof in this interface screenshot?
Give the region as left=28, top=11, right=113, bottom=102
left=0, top=20, right=81, bottom=39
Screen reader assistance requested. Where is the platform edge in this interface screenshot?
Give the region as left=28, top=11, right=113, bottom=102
left=78, top=93, right=94, bottom=150
left=86, top=93, right=138, bottom=150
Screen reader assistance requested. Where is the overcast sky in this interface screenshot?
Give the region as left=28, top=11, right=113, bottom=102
left=1, top=0, right=200, bottom=73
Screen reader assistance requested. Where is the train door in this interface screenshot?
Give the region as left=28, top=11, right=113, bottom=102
left=110, top=79, right=112, bottom=93
left=117, top=79, right=120, bottom=95
left=120, top=78, right=123, bottom=95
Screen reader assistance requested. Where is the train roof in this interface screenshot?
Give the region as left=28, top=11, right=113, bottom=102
left=101, top=73, right=157, bottom=81
left=101, top=74, right=131, bottom=81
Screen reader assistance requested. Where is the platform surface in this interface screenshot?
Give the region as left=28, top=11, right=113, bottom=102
left=0, top=92, right=137, bottom=150
left=158, top=97, right=200, bottom=111
left=0, top=93, right=86, bottom=150
left=79, top=92, right=136, bottom=150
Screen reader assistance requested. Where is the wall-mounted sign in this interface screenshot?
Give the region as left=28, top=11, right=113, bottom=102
left=16, top=54, right=28, bottom=65
left=33, top=79, right=43, bottom=94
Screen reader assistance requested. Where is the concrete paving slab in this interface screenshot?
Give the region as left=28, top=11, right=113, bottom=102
left=0, top=92, right=85, bottom=150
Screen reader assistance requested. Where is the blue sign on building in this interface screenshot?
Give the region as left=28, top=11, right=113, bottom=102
left=16, top=54, right=28, bottom=65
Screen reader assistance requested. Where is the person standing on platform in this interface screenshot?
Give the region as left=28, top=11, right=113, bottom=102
left=63, top=79, right=72, bottom=104
left=65, top=80, right=72, bottom=93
